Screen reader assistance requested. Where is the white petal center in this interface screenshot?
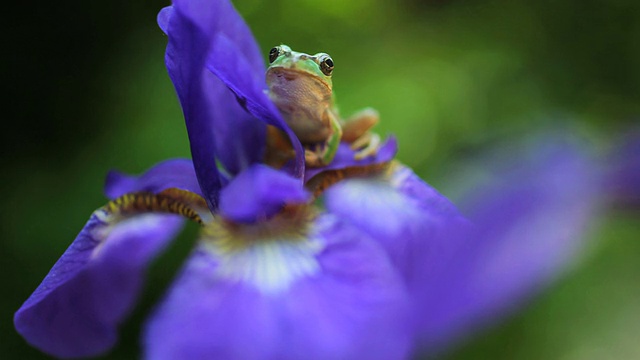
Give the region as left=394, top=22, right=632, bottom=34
left=201, top=207, right=324, bottom=294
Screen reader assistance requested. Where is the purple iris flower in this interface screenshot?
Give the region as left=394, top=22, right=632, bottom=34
left=14, top=0, right=602, bottom=359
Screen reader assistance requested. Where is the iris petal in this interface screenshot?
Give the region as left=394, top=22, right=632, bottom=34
left=204, top=73, right=266, bottom=175
left=305, top=137, right=398, bottom=182
left=324, top=163, right=469, bottom=344
left=161, top=3, right=224, bottom=211
left=413, top=139, right=601, bottom=349
left=219, top=164, right=310, bottom=223
left=198, top=0, right=305, bottom=178
left=325, top=136, right=600, bottom=351
left=161, top=4, right=266, bottom=176
left=14, top=213, right=184, bottom=358
left=144, top=215, right=411, bottom=360
left=162, top=0, right=305, bottom=190
left=105, top=158, right=202, bottom=199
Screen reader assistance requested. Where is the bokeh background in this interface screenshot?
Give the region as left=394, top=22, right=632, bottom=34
left=2, top=0, right=639, bottom=358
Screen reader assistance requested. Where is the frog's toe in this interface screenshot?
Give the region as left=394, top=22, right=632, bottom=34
left=349, top=132, right=372, bottom=151
left=305, top=149, right=325, bottom=167
left=353, top=133, right=381, bottom=160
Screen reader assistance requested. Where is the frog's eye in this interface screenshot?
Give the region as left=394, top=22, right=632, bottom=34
left=319, top=56, right=334, bottom=76
left=269, top=47, right=281, bottom=63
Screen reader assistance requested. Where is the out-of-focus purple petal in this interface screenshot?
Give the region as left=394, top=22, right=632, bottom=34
left=326, top=136, right=600, bottom=351
left=324, top=163, right=468, bottom=301
left=144, top=216, right=411, bottom=360
left=104, top=158, right=202, bottom=199
left=415, top=138, right=602, bottom=350
left=219, top=164, right=310, bottom=223
left=14, top=213, right=184, bottom=358
left=305, top=137, right=398, bottom=182
left=605, top=131, right=640, bottom=206
left=389, top=164, right=462, bottom=218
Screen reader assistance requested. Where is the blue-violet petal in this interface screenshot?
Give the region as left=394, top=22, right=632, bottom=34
left=305, top=137, right=398, bottom=182
left=164, top=0, right=305, bottom=181
left=105, top=158, right=202, bottom=199
left=416, top=138, right=601, bottom=349
left=219, top=164, right=310, bottom=223
left=144, top=215, right=411, bottom=360
left=14, top=213, right=184, bottom=358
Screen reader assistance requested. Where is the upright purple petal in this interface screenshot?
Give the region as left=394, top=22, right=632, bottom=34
left=205, top=73, right=266, bottom=175
left=162, top=0, right=305, bottom=185
left=157, top=6, right=172, bottom=34
left=162, top=4, right=265, bottom=176
left=196, top=0, right=305, bottom=178
left=14, top=213, right=184, bottom=358
left=104, top=158, right=202, bottom=199
left=219, top=164, right=310, bottom=223
left=163, top=1, right=248, bottom=211
left=144, top=215, right=411, bottom=360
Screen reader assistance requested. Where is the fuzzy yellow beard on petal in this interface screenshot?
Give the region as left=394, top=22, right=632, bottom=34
left=89, top=189, right=211, bottom=259
left=200, top=206, right=324, bottom=294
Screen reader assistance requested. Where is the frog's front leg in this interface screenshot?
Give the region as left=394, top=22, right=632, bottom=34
left=305, top=109, right=342, bottom=167
left=342, top=107, right=380, bottom=160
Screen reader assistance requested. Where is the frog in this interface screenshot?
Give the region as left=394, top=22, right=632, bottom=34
left=265, top=44, right=380, bottom=168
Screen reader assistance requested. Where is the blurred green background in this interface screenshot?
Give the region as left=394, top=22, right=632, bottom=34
left=2, top=0, right=639, bottom=358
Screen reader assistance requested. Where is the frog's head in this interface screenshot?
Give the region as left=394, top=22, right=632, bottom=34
left=266, top=45, right=334, bottom=93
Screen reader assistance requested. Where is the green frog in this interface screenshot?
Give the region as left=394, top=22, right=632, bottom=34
left=266, top=44, right=380, bottom=167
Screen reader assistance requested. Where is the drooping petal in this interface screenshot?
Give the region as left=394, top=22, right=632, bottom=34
left=104, top=158, right=203, bottom=199
left=144, top=215, right=411, bottom=360
left=414, top=137, right=602, bottom=350
left=305, top=137, right=399, bottom=182
left=219, top=164, right=310, bottom=223
left=14, top=213, right=184, bottom=358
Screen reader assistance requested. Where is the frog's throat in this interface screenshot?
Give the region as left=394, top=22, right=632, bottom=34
left=266, top=67, right=332, bottom=92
